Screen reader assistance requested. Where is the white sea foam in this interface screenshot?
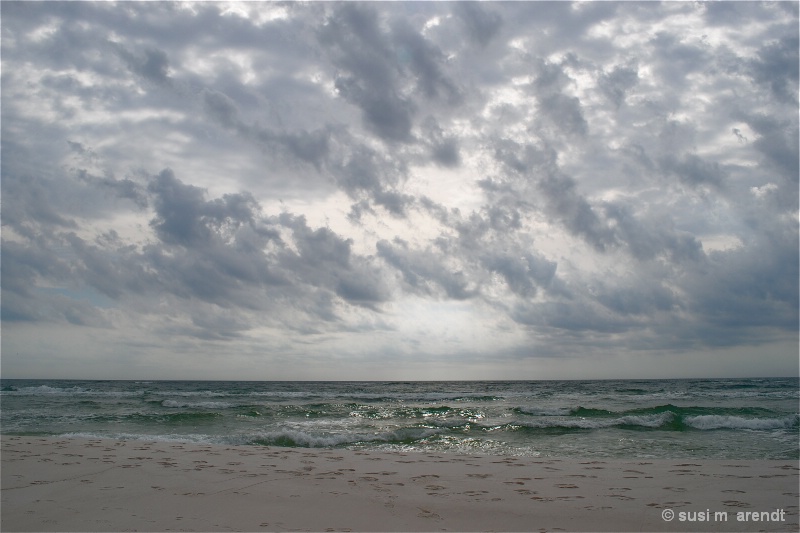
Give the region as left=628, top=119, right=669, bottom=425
left=161, top=400, right=234, bottom=409
left=685, top=414, right=799, bottom=430
left=615, top=412, right=674, bottom=428
left=519, top=412, right=674, bottom=429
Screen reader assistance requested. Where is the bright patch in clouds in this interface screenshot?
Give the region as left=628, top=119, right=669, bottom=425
left=1, top=1, right=797, bottom=380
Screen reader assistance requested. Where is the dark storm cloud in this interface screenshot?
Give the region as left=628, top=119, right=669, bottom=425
left=539, top=92, right=589, bottom=137
left=390, top=18, right=462, bottom=105
left=490, top=137, right=710, bottom=268
left=317, top=2, right=463, bottom=144
left=529, top=59, right=589, bottom=137
left=749, top=35, right=799, bottom=106
left=598, top=64, right=639, bottom=108
left=1, top=139, right=150, bottom=236
left=673, top=230, right=799, bottom=347
left=1, top=171, right=78, bottom=233
left=278, top=213, right=390, bottom=306
left=148, top=168, right=258, bottom=247
left=421, top=117, right=461, bottom=168
left=329, top=141, right=415, bottom=218
left=430, top=138, right=461, bottom=168
left=733, top=110, right=800, bottom=183
left=0, top=158, right=391, bottom=334
left=453, top=2, right=503, bottom=48
left=0, top=240, right=72, bottom=303
left=375, top=198, right=559, bottom=307
left=372, top=190, right=415, bottom=218
left=493, top=140, right=616, bottom=253
left=280, top=130, right=332, bottom=171
left=82, top=173, right=149, bottom=210
left=201, top=88, right=241, bottom=130
left=659, top=153, right=727, bottom=190
left=603, top=202, right=704, bottom=264
left=198, top=87, right=333, bottom=171
left=63, top=231, right=155, bottom=301
left=333, top=75, right=414, bottom=143
left=113, top=44, right=171, bottom=86
left=318, top=3, right=415, bottom=143
left=376, top=238, right=476, bottom=301
left=593, top=276, right=676, bottom=317
left=142, top=170, right=394, bottom=317
left=648, top=31, right=710, bottom=83
left=510, top=298, right=632, bottom=336
left=481, top=253, right=557, bottom=298
left=0, top=228, right=142, bottom=327
left=1, top=2, right=110, bottom=72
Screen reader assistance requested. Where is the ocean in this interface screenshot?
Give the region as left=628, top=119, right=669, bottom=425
left=1, top=378, right=797, bottom=460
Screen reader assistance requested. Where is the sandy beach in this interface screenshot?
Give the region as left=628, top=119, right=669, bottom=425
left=1, top=437, right=797, bottom=532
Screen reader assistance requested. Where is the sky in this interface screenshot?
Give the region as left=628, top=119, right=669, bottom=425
left=1, top=1, right=798, bottom=381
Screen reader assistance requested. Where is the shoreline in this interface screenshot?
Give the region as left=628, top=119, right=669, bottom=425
left=2, top=436, right=798, bottom=532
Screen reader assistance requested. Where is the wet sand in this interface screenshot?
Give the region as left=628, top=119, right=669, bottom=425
left=2, top=436, right=798, bottom=532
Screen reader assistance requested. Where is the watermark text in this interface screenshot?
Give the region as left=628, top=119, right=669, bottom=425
left=661, top=508, right=786, bottom=523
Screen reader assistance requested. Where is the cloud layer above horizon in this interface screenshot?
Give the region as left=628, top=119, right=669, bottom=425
left=2, top=1, right=798, bottom=379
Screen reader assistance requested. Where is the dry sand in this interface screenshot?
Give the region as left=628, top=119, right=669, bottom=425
left=2, top=436, right=798, bottom=532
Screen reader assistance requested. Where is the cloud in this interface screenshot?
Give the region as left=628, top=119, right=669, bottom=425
left=1, top=1, right=796, bottom=379
left=376, top=238, right=476, bottom=301
left=114, top=44, right=172, bottom=86
left=148, top=168, right=260, bottom=247
left=454, top=2, right=503, bottom=48
left=598, top=63, right=639, bottom=108
left=481, top=252, right=557, bottom=299
left=659, top=153, right=727, bottom=190
left=390, top=18, right=462, bottom=105
left=277, top=212, right=390, bottom=306
left=319, top=4, right=415, bottom=143
left=603, top=201, right=705, bottom=264
left=749, top=35, right=799, bottom=105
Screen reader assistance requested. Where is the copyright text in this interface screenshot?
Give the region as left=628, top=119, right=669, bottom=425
left=661, top=508, right=786, bottom=522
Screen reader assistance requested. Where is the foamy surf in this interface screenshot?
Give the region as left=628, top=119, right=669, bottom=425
left=2, top=378, right=797, bottom=459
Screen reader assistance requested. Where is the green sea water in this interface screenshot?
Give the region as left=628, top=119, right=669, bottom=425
left=1, top=378, right=797, bottom=459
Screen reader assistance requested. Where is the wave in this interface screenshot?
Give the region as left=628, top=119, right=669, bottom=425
left=55, top=426, right=446, bottom=449
left=685, top=414, right=800, bottom=431
left=512, top=412, right=675, bottom=432
left=518, top=403, right=783, bottom=418
left=348, top=405, right=486, bottom=420
left=158, top=391, right=230, bottom=398
left=244, top=392, right=505, bottom=403
left=246, top=426, right=444, bottom=448
left=60, top=410, right=795, bottom=450
left=510, top=404, right=798, bottom=433
left=514, top=407, right=574, bottom=416
left=4, top=385, right=90, bottom=395
left=516, top=405, right=676, bottom=418
left=126, top=411, right=222, bottom=424
left=1, top=385, right=145, bottom=397
left=614, top=388, right=650, bottom=395
left=161, top=400, right=235, bottom=409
